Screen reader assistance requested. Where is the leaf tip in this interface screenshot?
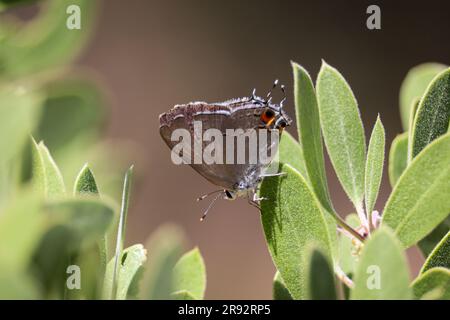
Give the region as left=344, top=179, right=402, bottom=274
left=320, top=59, right=331, bottom=70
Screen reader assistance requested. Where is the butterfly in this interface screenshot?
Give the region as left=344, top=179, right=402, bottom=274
left=159, top=80, right=292, bottom=220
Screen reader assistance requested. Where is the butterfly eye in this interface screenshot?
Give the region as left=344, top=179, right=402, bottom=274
left=225, top=190, right=236, bottom=200
left=261, top=108, right=276, bottom=125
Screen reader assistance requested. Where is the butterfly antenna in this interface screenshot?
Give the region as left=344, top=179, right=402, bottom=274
left=280, top=84, right=286, bottom=107
left=197, top=189, right=224, bottom=201
left=266, top=79, right=279, bottom=101
left=200, top=192, right=223, bottom=221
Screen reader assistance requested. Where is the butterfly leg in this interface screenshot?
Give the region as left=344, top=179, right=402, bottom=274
left=247, top=197, right=261, bottom=210
left=260, top=172, right=286, bottom=178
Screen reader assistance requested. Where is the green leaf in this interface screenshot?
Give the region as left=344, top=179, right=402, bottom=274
left=338, top=213, right=360, bottom=275
left=260, top=163, right=334, bottom=300
left=73, top=163, right=99, bottom=195
left=31, top=225, right=75, bottom=298
left=307, top=247, right=337, bottom=300
left=0, top=191, right=44, bottom=271
left=388, top=132, right=408, bottom=187
left=382, top=133, right=450, bottom=248
left=292, top=62, right=333, bottom=212
left=171, top=248, right=206, bottom=300
left=407, top=98, right=420, bottom=145
left=0, top=87, right=42, bottom=206
left=45, top=198, right=115, bottom=245
left=31, top=138, right=66, bottom=198
left=73, top=163, right=108, bottom=276
left=421, top=232, right=450, bottom=273
left=278, top=131, right=307, bottom=180
left=140, top=224, right=185, bottom=300
left=272, top=271, right=292, bottom=300
left=418, top=217, right=450, bottom=257
left=410, top=68, right=450, bottom=160
left=277, top=132, right=340, bottom=263
left=0, top=86, right=42, bottom=167
left=33, top=198, right=115, bottom=298
left=351, top=227, right=411, bottom=300
left=110, top=165, right=134, bottom=299
left=399, top=63, right=447, bottom=131
left=171, top=290, right=196, bottom=300
left=411, top=267, right=450, bottom=300
left=102, top=244, right=147, bottom=300
left=1, top=0, right=98, bottom=77
left=364, top=116, right=385, bottom=217
left=35, top=76, right=105, bottom=154
left=316, top=61, right=366, bottom=210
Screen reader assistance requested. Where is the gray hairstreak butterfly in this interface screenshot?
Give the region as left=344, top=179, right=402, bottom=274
left=159, top=80, right=292, bottom=220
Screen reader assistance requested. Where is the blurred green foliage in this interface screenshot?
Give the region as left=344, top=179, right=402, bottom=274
left=0, top=0, right=206, bottom=300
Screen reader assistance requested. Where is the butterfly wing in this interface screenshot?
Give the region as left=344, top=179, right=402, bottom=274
left=159, top=101, right=281, bottom=190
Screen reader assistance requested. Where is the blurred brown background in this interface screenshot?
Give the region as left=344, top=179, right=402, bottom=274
left=74, top=0, right=450, bottom=299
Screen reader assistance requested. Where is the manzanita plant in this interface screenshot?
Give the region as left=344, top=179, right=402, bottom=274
left=261, top=61, right=450, bottom=300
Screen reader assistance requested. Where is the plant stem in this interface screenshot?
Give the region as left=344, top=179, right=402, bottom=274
left=333, top=212, right=365, bottom=242
left=335, top=265, right=354, bottom=289
left=356, top=204, right=370, bottom=233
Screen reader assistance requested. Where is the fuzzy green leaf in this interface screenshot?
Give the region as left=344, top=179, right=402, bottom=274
left=412, top=267, right=450, bottom=300
left=316, top=61, right=366, bottom=209
left=338, top=213, right=360, bottom=275
left=365, top=116, right=385, bottom=217
left=73, top=163, right=108, bottom=274
left=351, top=227, right=411, bottom=300
left=278, top=131, right=338, bottom=261
left=419, top=217, right=450, bottom=257
left=421, top=232, right=450, bottom=273
left=408, top=98, right=420, bottom=144
left=292, top=62, right=332, bottom=212
left=382, top=133, right=450, bottom=248
left=73, top=163, right=99, bottom=195
left=273, top=271, right=292, bottom=300
left=171, top=248, right=206, bottom=300
left=31, top=138, right=66, bottom=198
left=410, top=68, right=450, bottom=160
left=260, top=163, right=334, bottom=300
left=140, top=224, right=185, bottom=300
left=388, top=132, right=408, bottom=187
left=103, top=244, right=147, bottom=300
left=278, top=131, right=307, bottom=180
left=307, top=247, right=337, bottom=300
left=399, top=63, right=447, bottom=131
